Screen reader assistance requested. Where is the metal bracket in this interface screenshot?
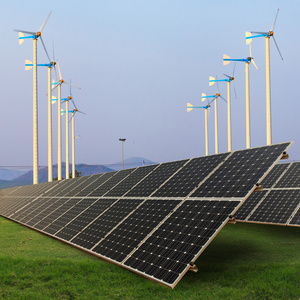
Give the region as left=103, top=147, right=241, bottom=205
left=228, top=215, right=236, bottom=224
left=189, top=262, right=198, bottom=273
left=254, top=184, right=263, bottom=192
left=281, top=152, right=289, bottom=160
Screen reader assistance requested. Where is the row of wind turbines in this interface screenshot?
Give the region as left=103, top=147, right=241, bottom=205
left=187, top=9, right=283, bottom=155
left=15, top=12, right=85, bottom=184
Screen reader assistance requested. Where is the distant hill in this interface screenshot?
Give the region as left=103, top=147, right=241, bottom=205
left=0, top=163, right=114, bottom=189
left=0, top=157, right=156, bottom=190
left=0, top=168, right=29, bottom=181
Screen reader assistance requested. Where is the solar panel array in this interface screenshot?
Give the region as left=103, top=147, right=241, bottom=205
left=0, top=142, right=292, bottom=288
left=234, top=161, right=300, bottom=227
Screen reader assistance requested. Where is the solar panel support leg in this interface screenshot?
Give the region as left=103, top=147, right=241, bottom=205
left=281, top=152, right=289, bottom=160
left=228, top=215, right=236, bottom=224
left=189, top=263, right=198, bottom=273
left=254, top=184, right=263, bottom=192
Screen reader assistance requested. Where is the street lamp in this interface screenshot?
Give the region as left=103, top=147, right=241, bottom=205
left=119, top=138, right=126, bottom=169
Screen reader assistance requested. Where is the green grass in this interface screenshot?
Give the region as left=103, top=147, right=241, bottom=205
left=0, top=216, right=299, bottom=299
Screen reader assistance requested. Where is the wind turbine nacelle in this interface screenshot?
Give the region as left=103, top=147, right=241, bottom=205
left=25, top=59, right=33, bottom=71
left=201, top=93, right=207, bottom=102
left=209, top=76, right=215, bottom=86
left=18, top=32, right=24, bottom=45
left=223, top=54, right=230, bottom=65
left=245, top=31, right=252, bottom=44
left=187, top=103, right=193, bottom=112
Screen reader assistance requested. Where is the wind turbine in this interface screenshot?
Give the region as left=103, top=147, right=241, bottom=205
left=15, top=11, right=52, bottom=184
left=223, top=43, right=258, bottom=149
left=246, top=9, right=283, bottom=145
left=209, top=66, right=237, bottom=152
left=187, top=103, right=210, bottom=155
left=52, top=61, right=80, bottom=180
left=201, top=91, right=226, bottom=154
left=25, top=57, right=56, bottom=183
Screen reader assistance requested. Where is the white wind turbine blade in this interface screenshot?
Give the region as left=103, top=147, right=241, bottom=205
left=232, top=62, right=236, bottom=77
left=39, top=36, right=51, bottom=62
left=64, top=82, right=81, bottom=90
left=25, top=59, right=32, bottom=71
left=14, top=29, right=36, bottom=35
left=232, top=80, right=237, bottom=99
left=52, top=95, right=57, bottom=103
left=245, top=31, right=252, bottom=45
left=209, top=76, right=215, bottom=86
left=39, top=11, right=52, bottom=33
left=271, top=9, right=279, bottom=32
left=56, top=60, right=62, bottom=81
left=251, top=58, right=259, bottom=71
left=223, top=54, right=230, bottom=65
left=272, top=36, right=283, bottom=60
left=18, top=32, right=24, bottom=45
left=187, top=103, right=193, bottom=112
left=201, top=93, right=206, bottom=102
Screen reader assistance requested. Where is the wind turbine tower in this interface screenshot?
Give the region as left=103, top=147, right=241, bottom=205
left=15, top=12, right=52, bottom=184
left=202, top=92, right=226, bottom=154
left=25, top=57, right=56, bottom=182
left=187, top=103, right=211, bottom=155
left=53, top=61, right=80, bottom=180
left=246, top=9, right=283, bottom=145
left=223, top=43, right=258, bottom=149
left=209, top=68, right=237, bottom=152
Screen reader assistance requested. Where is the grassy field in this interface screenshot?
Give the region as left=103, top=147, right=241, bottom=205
left=0, top=216, right=299, bottom=299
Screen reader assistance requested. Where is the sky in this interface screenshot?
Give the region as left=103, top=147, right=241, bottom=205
left=0, top=0, right=299, bottom=171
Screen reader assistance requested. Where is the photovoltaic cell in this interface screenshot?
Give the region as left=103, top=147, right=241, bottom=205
left=87, top=169, right=134, bottom=198
left=55, top=198, right=118, bottom=241
left=234, top=191, right=267, bottom=221
left=248, top=190, right=300, bottom=224
left=123, top=199, right=239, bottom=285
left=289, top=206, right=300, bottom=225
left=93, top=199, right=181, bottom=262
left=260, top=163, right=289, bottom=188
left=191, top=143, right=290, bottom=198
left=70, top=199, right=142, bottom=250
left=73, top=172, right=114, bottom=197
left=43, top=198, right=96, bottom=235
left=125, top=160, right=188, bottom=197
left=275, top=162, right=300, bottom=188
left=105, top=165, right=157, bottom=197
left=152, top=154, right=228, bottom=198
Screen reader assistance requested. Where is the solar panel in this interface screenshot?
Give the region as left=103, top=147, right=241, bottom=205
left=125, top=160, right=188, bottom=197
left=105, top=165, right=158, bottom=197
left=247, top=190, right=300, bottom=224
left=0, top=142, right=292, bottom=288
left=234, top=160, right=300, bottom=227
left=234, top=191, right=268, bottom=221
left=275, top=162, right=300, bottom=188
left=191, top=143, right=290, bottom=198
left=260, top=163, right=290, bottom=188
left=152, top=154, right=228, bottom=198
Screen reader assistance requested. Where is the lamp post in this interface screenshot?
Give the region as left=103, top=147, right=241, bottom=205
left=119, top=138, right=126, bottom=169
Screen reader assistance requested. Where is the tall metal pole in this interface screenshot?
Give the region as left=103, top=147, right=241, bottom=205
left=245, top=62, right=251, bottom=149
left=72, top=113, right=75, bottom=178
left=122, top=141, right=124, bottom=169
left=227, top=81, right=232, bottom=152
left=33, top=38, right=38, bottom=184
left=65, top=100, right=69, bottom=179
left=58, top=84, right=62, bottom=180
left=266, top=37, right=271, bottom=145
left=205, top=108, right=208, bottom=156
left=214, top=99, right=218, bottom=154
left=47, top=66, right=52, bottom=182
